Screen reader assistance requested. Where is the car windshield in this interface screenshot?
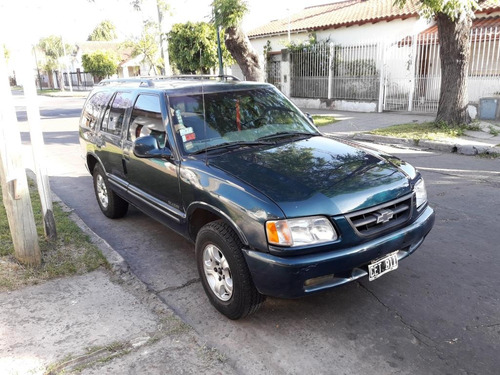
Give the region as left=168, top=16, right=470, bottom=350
left=168, top=87, right=319, bottom=154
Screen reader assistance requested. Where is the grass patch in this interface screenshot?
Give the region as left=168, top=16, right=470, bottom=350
left=37, top=89, right=61, bottom=95
left=0, top=179, right=108, bottom=291
left=312, top=115, right=338, bottom=126
left=370, top=121, right=478, bottom=140
left=489, top=126, right=499, bottom=137
left=477, top=151, right=500, bottom=159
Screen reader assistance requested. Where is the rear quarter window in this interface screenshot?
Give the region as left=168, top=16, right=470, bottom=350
left=101, top=92, right=134, bottom=137
left=80, top=91, right=113, bottom=130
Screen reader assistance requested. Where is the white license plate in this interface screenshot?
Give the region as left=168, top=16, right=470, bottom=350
left=368, top=252, right=399, bottom=281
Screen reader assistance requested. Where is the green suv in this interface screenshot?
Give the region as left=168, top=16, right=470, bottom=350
left=79, top=76, right=435, bottom=319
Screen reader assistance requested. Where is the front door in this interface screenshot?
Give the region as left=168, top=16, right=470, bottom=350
left=122, top=93, right=185, bottom=229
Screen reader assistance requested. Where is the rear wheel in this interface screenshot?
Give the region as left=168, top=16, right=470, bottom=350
left=93, top=164, right=128, bottom=219
left=196, top=221, right=265, bottom=319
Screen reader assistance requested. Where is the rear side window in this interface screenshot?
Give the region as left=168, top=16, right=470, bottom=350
left=101, top=92, right=133, bottom=136
left=80, top=91, right=112, bottom=130
left=128, top=94, right=166, bottom=147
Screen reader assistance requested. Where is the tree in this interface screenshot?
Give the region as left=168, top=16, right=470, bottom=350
left=88, top=20, right=117, bottom=41
left=82, top=51, right=119, bottom=81
left=394, top=0, right=481, bottom=125
left=38, top=35, right=71, bottom=91
left=123, top=21, right=161, bottom=75
left=212, top=0, right=263, bottom=81
left=168, top=22, right=233, bottom=74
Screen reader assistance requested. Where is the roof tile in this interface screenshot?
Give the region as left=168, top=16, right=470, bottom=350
left=248, top=0, right=500, bottom=38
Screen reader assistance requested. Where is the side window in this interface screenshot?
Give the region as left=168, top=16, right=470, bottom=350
left=101, top=92, right=133, bottom=136
left=129, top=94, right=166, bottom=147
left=80, top=91, right=112, bottom=130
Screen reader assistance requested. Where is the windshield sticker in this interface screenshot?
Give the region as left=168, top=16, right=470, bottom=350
left=179, top=127, right=194, bottom=136
left=175, top=109, right=185, bottom=126
left=182, top=132, right=196, bottom=142
left=184, top=142, right=193, bottom=150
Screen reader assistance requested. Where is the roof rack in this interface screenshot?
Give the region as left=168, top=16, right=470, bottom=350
left=165, top=75, right=241, bottom=82
left=97, top=75, right=240, bottom=87
left=98, top=78, right=155, bottom=87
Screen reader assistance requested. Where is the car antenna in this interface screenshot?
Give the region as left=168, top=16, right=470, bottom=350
left=201, top=81, right=209, bottom=165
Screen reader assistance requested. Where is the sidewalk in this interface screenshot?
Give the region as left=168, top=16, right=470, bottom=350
left=0, top=199, right=236, bottom=375
left=305, top=108, right=500, bottom=156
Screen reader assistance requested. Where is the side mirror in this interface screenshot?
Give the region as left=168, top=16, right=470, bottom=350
left=305, top=112, right=315, bottom=125
left=133, top=136, right=172, bottom=160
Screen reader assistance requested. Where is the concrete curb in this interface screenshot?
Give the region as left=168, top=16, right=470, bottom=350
left=51, top=193, right=130, bottom=274
left=334, top=132, right=500, bottom=156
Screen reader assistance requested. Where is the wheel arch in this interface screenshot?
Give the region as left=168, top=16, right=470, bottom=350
left=187, top=202, right=249, bottom=246
left=86, top=153, right=100, bottom=176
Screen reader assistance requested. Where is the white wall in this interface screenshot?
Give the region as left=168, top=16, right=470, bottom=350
left=249, top=17, right=433, bottom=54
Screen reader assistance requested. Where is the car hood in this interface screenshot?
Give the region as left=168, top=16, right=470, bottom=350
left=208, top=136, right=411, bottom=217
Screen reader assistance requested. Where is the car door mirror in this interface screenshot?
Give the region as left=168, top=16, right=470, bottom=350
left=133, top=135, right=172, bottom=160
left=305, top=112, right=315, bottom=125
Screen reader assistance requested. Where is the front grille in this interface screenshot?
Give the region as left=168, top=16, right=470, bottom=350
left=345, top=194, right=413, bottom=237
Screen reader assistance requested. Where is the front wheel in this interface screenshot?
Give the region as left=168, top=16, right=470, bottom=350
left=196, top=221, right=265, bottom=319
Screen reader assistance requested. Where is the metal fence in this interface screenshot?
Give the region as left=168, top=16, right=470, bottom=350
left=290, top=44, right=330, bottom=98
left=289, top=26, right=500, bottom=113
left=266, top=55, right=282, bottom=90
left=62, top=72, right=95, bottom=90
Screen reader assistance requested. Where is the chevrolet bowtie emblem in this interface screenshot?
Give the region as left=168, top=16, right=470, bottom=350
left=375, top=208, right=394, bottom=224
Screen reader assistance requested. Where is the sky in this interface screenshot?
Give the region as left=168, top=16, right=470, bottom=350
left=0, top=0, right=333, bottom=46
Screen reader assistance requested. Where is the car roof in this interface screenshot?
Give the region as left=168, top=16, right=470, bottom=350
left=96, top=76, right=272, bottom=95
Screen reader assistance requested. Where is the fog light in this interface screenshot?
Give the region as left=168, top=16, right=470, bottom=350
left=304, top=274, right=335, bottom=287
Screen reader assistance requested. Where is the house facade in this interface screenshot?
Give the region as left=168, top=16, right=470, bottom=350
left=243, top=0, right=500, bottom=114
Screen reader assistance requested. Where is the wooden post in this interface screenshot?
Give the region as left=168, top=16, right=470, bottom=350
left=19, top=46, right=57, bottom=240
left=0, top=49, right=41, bottom=266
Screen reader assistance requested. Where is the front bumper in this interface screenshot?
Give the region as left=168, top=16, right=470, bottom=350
left=243, top=205, right=435, bottom=298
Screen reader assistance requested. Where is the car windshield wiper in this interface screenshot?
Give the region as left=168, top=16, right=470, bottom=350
left=191, top=140, right=274, bottom=155
left=256, top=132, right=318, bottom=141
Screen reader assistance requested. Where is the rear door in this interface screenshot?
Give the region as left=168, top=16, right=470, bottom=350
left=95, top=91, right=134, bottom=196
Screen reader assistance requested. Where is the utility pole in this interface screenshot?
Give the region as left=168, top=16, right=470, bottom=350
left=0, top=50, right=41, bottom=266
left=216, top=25, right=224, bottom=76
left=20, top=46, right=57, bottom=240
left=156, top=0, right=171, bottom=76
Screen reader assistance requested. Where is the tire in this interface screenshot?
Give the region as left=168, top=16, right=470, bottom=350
left=196, top=220, right=265, bottom=319
left=93, top=164, right=128, bottom=219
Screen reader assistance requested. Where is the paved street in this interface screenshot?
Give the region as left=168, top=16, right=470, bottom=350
left=15, top=95, right=500, bottom=374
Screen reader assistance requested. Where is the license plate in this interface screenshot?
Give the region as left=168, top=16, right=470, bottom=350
left=368, top=252, right=399, bottom=281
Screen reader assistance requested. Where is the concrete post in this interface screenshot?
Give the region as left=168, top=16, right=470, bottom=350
left=280, top=49, right=291, bottom=97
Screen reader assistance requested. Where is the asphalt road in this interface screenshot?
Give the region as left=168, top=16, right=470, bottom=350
left=16, top=95, right=500, bottom=375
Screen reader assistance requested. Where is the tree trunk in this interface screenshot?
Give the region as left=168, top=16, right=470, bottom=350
left=435, top=12, right=472, bottom=125
left=57, top=69, right=65, bottom=91
left=224, top=27, right=263, bottom=81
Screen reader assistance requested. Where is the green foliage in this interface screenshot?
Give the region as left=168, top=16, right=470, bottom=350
left=2, top=44, right=9, bottom=62
left=393, top=0, right=480, bottom=21
left=88, top=20, right=117, bottom=41
left=123, top=21, right=161, bottom=75
left=82, top=51, right=119, bottom=80
left=286, top=33, right=318, bottom=52
left=38, top=35, right=72, bottom=73
left=168, top=21, right=233, bottom=74
left=38, top=35, right=65, bottom=60
left=311, top=115, right=338, bottom=126
left=212, top=0, right=248, bottom=28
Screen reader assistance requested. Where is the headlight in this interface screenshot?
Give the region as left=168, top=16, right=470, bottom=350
left=414, top=178, right=428, bottom=208
left=266, top=216, right=338, bottom=247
